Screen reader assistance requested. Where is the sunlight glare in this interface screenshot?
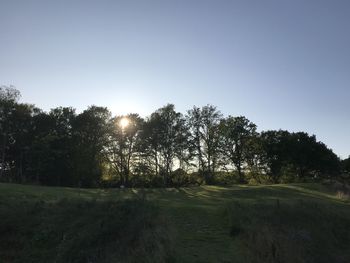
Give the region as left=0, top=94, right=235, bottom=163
left=119, top=117, right=130, bottom=129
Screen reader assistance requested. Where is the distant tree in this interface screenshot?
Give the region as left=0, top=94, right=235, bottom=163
left=259, top=130, right=291, bottom=183
left=187, top=105, right=222, bottom=184
left=28, top=111, right=55, bottom=183
left=6, top=103, right=37, bottom=182
left=50, top=107, right=76, bottom=186
left=0, top=86, right=344, bottom=187
left=0, top=86, right=22, bottom=180
left=106, top=113, right=143, bottom=186
left=1, top=102, right=37, bottom=183
left=287, top=132, right=340, bottom=179
left=244, top=134, right=266, bottom=183
left=341, top=157, right=350, bottom=182
left=72, top=106, right=111, bottom=187
left=139, top=113, right=161, bottom=181
left=259, top=130, right=341, bottom=183
left=342, top=157, right=350, bottom=174
left=141, top=104, right=188, bottom=186
left=0, top=85, right=20, bottom=102
left=175, top=118, right=193, bottom=173
left=220, top=116, right=257, bottom=183
left=287, top=132, right=316, bottom=178
left=29, top=107, right=76, bottom=186
left=311, top=141, right=340, bottom=179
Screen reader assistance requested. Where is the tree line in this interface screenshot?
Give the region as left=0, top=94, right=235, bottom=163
left=1, top=86, right=348, bottom=187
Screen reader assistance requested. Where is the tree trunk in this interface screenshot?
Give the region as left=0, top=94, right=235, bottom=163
left=19, top=150, right=24, bottom=183
left=155, top=152, right=159, bottom=177
left=164, top=155, right=171, bottom=187
left=0, top=134, right=7, bottom=179
left=237, top=164, right=244, bottom=183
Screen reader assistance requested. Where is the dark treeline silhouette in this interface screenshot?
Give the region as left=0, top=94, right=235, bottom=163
left=0, top=86, right=346, bottom=187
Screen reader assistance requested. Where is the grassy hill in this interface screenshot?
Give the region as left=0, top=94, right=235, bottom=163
left=0, top=183, right=349, bottom=263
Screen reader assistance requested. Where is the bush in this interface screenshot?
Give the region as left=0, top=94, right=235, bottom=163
left=212, top=171, right=240, bottom=185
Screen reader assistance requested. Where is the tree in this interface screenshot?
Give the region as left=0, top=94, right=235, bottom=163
left=106, top=113, right=143, bottom=186
left=187, top=105, right=222, bottom=184
left=282, top=132, right=340, bottom=180
left=28, top=111, right=55, bottom=184
left=0, top=86, right=22, bottom=180
left=341, top=157, right=350, bottom=182
left=244, top=134, right=266, bottom=183
left=259, top=130, right=341, bottom=183
left=28, top=107, right=76, bottom=186
left=141, top=104, right=188, bottom=186
left=288, top=132, right=317, bottom=178
left=119, top=113, right=144, bottom=186
left=220, top=116, right=257, bottom=183
left=0, top=86, right=344, bottom=187
left=311, top=141, right=340, bottom=179
left=49, top=107, right=76, bottom=186
left=0, top=85, right=20, bottom=102
left=259, top=130, right=291, bottom=183
left=342, top=157, right=350, bottom=174
left=72, top=106, right=111, bottom=187
left=5, top=103, right=36, bottom=182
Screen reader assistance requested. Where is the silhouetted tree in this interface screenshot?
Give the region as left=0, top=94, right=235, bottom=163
left=72, top=106, right=111, bottom=187
left=244, top=134, right=266, bottom=183
left=311, top=141, right=340, bottom=179
left=0, top=86, right=21, bottom=180
left=29, top=107, right=76, bottom=186
left=341, top=157, right=350, bottom=182
left=220, top=116, right=257, bottom=183
left=0, top=86, right=344, bottom=187
left=260, top=130, right=292, bottom=183
left=28, top=111, right=56, bottom=183
left=187, top=105, right=222, bottom=184
left=141, top=104, right=188, bottom=186
left=259, top=130, right=341, bottom=183
left=287, top=132, right=340, bottom=179
left=106, top=113, right=143, bottom=186
left=342, top=157, right=350, bottom=174
left=6, top=103, right=37, bottom=182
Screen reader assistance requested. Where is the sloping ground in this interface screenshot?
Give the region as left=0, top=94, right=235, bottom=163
left=0, top=183, right=349, bottom=263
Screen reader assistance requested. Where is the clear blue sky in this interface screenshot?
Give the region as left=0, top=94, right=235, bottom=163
left=1, top=0, right=349, bottom=158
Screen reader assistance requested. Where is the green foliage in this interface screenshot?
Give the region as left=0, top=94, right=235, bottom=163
left=259, top=130, right=340, bottom=183
left=186, top=105, right=223, bottom=184
left=71, top=106, right=111, bottom=187
left=140, top=104, right=189, bottom=186
left=341, top=157, right=350, bottom=182
left=219, top=116, right=257, bottom=183
left=106, top=113, right=144, bottom=186
left=0, top=87, right=343, bottom=187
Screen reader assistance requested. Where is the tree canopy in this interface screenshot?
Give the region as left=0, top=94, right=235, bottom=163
left=0, top=87, right=343, bottom=187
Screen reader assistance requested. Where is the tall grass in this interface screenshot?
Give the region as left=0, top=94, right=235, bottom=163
left=0, top=198, right=173, bottom=263
left=227, top=200, right=350, bottom=263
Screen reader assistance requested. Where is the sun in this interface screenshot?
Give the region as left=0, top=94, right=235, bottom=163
left=119, top=117, right=130, bottom=129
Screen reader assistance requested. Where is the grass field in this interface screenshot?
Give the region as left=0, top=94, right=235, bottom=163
left=0, top=183, right=349, bottom=263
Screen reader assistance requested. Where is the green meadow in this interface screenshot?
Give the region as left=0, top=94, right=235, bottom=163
left=1, top=183, right=349, bottom=263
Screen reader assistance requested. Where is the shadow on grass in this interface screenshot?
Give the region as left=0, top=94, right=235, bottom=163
left=0, top=197, right=174, bottom=263
left=226, top=200, right=350, bottom=263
